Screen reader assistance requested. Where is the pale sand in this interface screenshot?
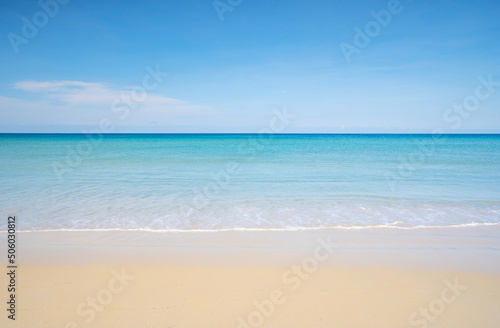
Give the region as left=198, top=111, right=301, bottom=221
left=1, top=227, right=500, bottom=327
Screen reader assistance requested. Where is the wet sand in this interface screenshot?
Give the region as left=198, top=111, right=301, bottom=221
left=1, top=226, right=499, bottom=327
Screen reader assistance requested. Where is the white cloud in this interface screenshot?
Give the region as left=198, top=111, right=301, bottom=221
left=2, top=80, right=216, bottom=127
left=14, top=80, right=104, bottom=92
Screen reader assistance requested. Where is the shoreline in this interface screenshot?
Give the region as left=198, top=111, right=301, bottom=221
left=5, top=221, right=500, bottom=233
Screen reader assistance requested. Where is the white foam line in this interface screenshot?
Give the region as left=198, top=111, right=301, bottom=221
left=3, top=222, right=500, bottom=233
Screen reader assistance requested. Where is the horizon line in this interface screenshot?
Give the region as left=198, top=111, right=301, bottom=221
left=1, top=132, right=500, bottom=135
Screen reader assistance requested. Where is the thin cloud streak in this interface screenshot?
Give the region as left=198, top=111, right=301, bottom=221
left=2, top=80, right=216, bottom=127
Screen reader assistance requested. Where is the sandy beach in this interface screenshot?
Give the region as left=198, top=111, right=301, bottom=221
left=2, top=0, right=500, bottom=326
left=1, top=226, right=500, bottom=328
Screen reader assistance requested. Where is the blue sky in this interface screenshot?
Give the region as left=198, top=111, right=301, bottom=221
left=1, top=0, right=499, bottom=132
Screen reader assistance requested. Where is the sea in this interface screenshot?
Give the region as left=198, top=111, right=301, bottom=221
left=1, top=134, right=499, bottom=231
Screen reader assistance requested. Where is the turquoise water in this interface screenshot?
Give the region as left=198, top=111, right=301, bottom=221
left=1, top=134, right=499, bottom=231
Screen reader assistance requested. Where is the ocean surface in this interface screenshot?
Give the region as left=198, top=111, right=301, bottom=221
left=1, top=134, right=499, bottom=231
